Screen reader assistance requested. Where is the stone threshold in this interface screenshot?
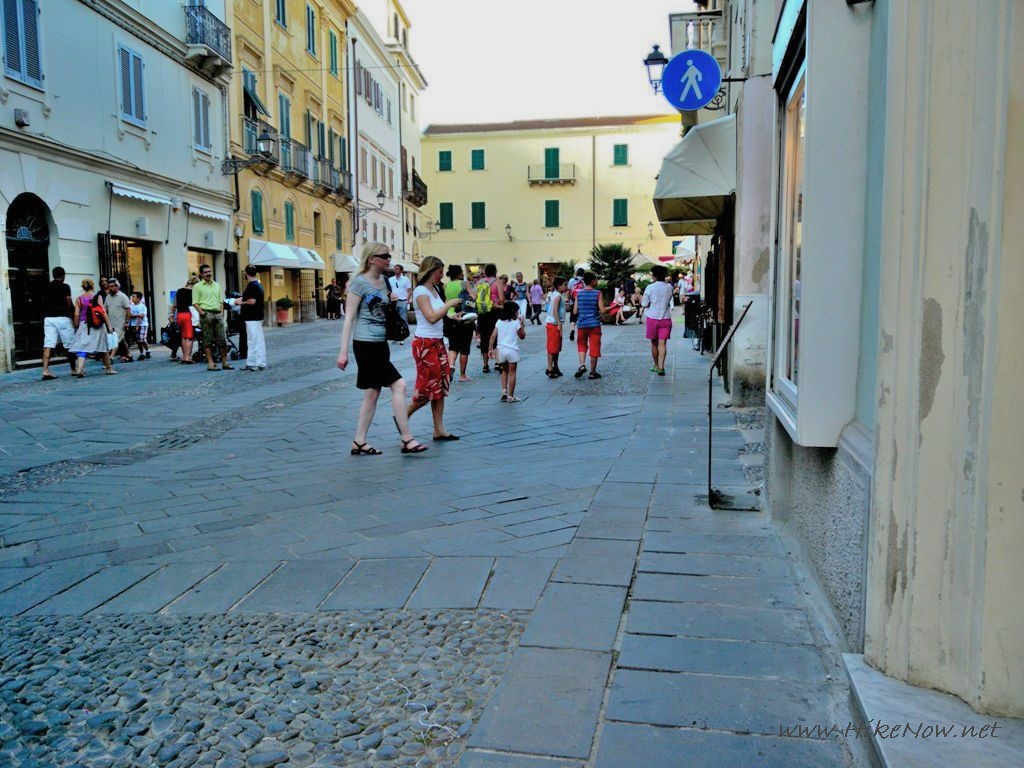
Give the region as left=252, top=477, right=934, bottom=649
left=844, top=654, right=1024, bottom=768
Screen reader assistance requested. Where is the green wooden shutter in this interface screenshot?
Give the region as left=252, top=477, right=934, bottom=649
left=329, top=31, right=337, bottom=74
left=438, top=150, right=452, bottom=172
left=613, top=144, right=628, bottom=166
left=285, top=202, right=295, bottom=241
left=544, top=148, right=559, bottom=179
left=251, top=190, right=264, bottom=235
left=340, top=136, right=347, bottom=170
left=335, top=219, right=342, bottom=249
left=438, top=203, right=453, bottom=230
left=471, top=202, right=486, bottom=229
left=471, top=149, right=485, bottom=170
left=544, top=200, right=559, bottom=228
left=613, top=199, right=628, bottom=226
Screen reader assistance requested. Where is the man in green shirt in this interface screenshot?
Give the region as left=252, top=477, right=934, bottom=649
left=192, top=264, right=233, bottom=370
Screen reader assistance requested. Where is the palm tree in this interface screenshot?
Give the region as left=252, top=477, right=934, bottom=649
left=589, top=243, right=635, bottom=295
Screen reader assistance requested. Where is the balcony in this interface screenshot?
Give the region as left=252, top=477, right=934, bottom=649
left=528, top=163, right=577, bottom=185
left=403, top=169, right=428, bottom=207
left=185, top=6, right=232, bottom=76
left=335, top=169, right=353, bottom=201
left=669, top=9, right=727, bottom=65
left=242, top=117, right=278, bottom=159
left=310, top=156, right=335, bottom=196
left=278, top=138, right=309, bottom=182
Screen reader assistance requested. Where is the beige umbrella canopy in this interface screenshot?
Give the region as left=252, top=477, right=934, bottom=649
left=654, top=114, right=736, bottom=236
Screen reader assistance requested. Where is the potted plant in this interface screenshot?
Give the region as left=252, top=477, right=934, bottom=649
left=274, top=296, right=295, bottom=325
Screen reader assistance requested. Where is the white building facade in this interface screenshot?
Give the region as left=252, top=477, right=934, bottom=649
left=345, top=8, right=400, bottom=256
left=0, top=0, right=235, bottom=371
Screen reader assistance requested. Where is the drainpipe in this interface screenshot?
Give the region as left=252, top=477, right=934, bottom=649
left=591, top=134, right=596, bottom=250
left=349, top=29, right=360, bottom=249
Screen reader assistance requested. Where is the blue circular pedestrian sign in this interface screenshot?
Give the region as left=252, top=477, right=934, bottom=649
left=661, top=49, right=722, bottom=112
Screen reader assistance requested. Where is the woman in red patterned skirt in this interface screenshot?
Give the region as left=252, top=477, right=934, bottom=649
left=407, top=256, right=463, bottom=440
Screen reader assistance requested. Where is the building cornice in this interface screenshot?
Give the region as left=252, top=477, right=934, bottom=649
left=387, top=44, right=427, bottom=90
left=422, top=116, right=680, bottom=140
left=0, top=128, right=234, bottom=209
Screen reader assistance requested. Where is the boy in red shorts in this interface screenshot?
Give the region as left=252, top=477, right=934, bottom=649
left=573, top=272, right=606, bottom=380
left=544, top=277, right=567, bottom=378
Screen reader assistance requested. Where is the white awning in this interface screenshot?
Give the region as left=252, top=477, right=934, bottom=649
left=333, top=252, right=361, bottom=272
left=653, top=114, right=736, bottom=236
left=108, top=182, right=171, bottom=207
left=248, top=238, right=302, bottom=268
left=291, top=246, right=326, bottom=270
left=187, top=204, right=231, bottom=222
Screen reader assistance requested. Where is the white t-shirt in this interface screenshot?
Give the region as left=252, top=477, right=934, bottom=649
left=495, top=319, right=521, bottom=352
left=393, top=275, right=412, bottom=301
left=642, top=281, right=674, bottom=320
left=545, top=291, right=563, bottom=326
left=412, top=285, right=445, bottom=338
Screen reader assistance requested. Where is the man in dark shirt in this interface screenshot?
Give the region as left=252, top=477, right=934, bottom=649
left=239, top=264, right=267, bottom=370
left=41, top=266, right=75, bottom=380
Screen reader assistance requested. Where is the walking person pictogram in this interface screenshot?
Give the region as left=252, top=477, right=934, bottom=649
left=680, top=59, right=703, bottom=102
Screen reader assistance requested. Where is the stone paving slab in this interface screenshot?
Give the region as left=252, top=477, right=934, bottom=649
left=407, top=556, right=494, bottom=608
left=320, top=557, right=429, bottom=610
left=618, top=633, right=827, bottom=680
left=607, top=669, right=832, bottom=735
left=638, top=551, right=792, bottom=579
left=468, top=647, right=610, bottom=759
left=479, top=557, right=555, bottom=610
left=459, top=750, right=584, bottom=768
left=165, top=561, right=280, bottom=614
left=92, top=562, right=221, bottom=613
left=593, top=722, right=845, bottom=768
left=625, top=599, right=814, bottom=644
left=234, top=560, right=352, bottom=612
left=0, top=562, right=101, bottom=615
left=551, top=537, right=637, bottom=587
left=642, top=530, right=787, bottom=556
left=24, top=564, right=157, bottom=615
left=519, top=582, right=626, bottom=651
left=631, top=572, right=802, bottom=608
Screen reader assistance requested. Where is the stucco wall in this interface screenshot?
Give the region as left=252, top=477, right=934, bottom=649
left=765, top=415, right=871, bottom=652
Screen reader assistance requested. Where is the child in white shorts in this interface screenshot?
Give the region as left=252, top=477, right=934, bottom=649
left=489, top=301, right=526, bottom=402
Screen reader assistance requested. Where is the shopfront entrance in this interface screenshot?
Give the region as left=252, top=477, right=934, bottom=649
left=99, top=235, right=155, bottom=341
left=5, top=194, right=53, bottom=364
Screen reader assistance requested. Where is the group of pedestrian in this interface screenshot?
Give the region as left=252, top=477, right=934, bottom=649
left=40, top=268, right=152, bottom=380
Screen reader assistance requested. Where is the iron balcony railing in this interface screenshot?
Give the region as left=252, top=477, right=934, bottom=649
left=185, top=5, right=232, bottom=63
left=527, top=163, right=576, bottom=183
left=670, top=9, right=727, bottom=61
left=336, top=169, right=353, bottom=199
left=403, top=169, right=428, bottom=207
left=278, top=138, right=309, bottom=176
left=242, top=117, right=278, bottom=157
left=313, top=156, right=334, bottom=188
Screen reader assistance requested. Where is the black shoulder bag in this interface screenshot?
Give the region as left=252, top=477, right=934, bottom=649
left=382, top=276, right=410, bottom=342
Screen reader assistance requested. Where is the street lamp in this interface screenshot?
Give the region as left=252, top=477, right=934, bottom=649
left=648, top=220, right=654, bottom=239
left=644, top=44, right=669, bottom=94
left=418, top=219, right=440, bottom=240
left=351, top=190, right=386, bottom=247
left=505, top=224, right=513, bottom=241
left=221, top=129, right=276, bottom=174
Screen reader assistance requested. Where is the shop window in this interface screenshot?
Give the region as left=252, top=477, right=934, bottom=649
left=773, top=70, right=806, bottom=405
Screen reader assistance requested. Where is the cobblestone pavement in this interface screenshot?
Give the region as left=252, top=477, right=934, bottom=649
left=0, top=316, right=867, bottom=767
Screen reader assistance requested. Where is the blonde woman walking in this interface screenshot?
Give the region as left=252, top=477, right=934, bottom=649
left=336, top=242, right=428, bottom=455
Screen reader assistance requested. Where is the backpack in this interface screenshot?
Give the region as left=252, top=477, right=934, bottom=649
left=475, top=279, right=494, bottom=313
left=88, top=294, right=106, bottom=330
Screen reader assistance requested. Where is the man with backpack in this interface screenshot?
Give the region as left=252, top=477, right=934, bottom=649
left=475, top=263, right=503, bottom=373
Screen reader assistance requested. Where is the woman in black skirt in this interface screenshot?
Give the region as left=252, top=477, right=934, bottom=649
left=336, top=242, right=428, bottom=455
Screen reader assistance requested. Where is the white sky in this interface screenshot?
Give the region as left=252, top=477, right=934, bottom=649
left=398, top=0, right=690, bottom=127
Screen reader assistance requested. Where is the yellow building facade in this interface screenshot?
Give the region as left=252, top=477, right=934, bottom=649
left=421, top=115, right=683, bottom=280
left=226, top=0, right=358, bottom=322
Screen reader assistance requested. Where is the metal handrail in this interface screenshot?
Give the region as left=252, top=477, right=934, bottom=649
left=707, top=301, right=757, bottom=511
left=184, top=6, right=232, bottom=62
left=278, top=138, right=308, bottom=176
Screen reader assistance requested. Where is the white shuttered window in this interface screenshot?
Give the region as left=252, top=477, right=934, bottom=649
left=2, top=0, right=43, bottom=89
left=192, top=88, right=211, bottom=151
left=118, top=45, right=146, bottom=126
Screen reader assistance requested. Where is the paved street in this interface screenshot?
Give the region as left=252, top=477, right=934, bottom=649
left=0, top=320, right=865, bottom=767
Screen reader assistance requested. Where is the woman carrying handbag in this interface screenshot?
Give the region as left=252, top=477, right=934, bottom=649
left=336, top=243, right=428, bottom=455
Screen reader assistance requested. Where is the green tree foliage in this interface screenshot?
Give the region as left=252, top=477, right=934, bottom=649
left=555, top=260, right=576, bottom=279
left=589, top=243, right=636, bottom=295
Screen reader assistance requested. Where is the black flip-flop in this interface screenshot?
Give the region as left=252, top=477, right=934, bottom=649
left=41, top=374, right=57, bottom=381
left=433, top=434, right=460, bottom=441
